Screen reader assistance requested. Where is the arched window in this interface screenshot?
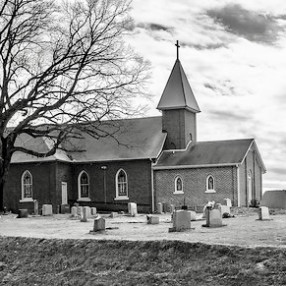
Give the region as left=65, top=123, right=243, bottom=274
left=174, top=176, right=184, bottom=194
left=206, top=175, right=215, bottom=193
left=78, top=171, right=90, bottom=200
left=115, top=169, right=128, bottom=199
left=21, top=171, right=33, bottom=200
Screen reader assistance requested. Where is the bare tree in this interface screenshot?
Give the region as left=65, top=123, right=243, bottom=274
left=0, top=0, right=149, bottom=212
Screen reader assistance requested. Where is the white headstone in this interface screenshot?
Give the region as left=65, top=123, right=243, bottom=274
left=93, top=217, right=105, bottom=231
left=170, top=210, right=191, bottom=232
left=84, top=206, right=91, bottom=218
left=170, top=204, right=175, bottom=214
left=146, top=215, right=159, bottom=224
left=224, top=198, right=232, bottom=207
left=33, top=200, right=39, bottom=215
left=42, top=204, right=53, bottom=216
left=91, top=207, right=97, bottom=215
left=110, top=212, right=118, bottom=218
left=71, top=206, right=77, bottom=217
left=259, top=206, right=270, bottom=220
left=206, top=208, right=222, bottom=227
left=157, top=202, right=163, bottom=214
left=77, top=206, right=83, bottom=216
left=219, top=205, right=231, bottom=216
left=128, top=202, right=137, bottom=216
left=190, top=210, right=197, bottom=221
left=81, top=206, right=89, bottom=222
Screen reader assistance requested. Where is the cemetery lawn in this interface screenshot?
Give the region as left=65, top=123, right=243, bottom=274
left=1, top=236, right=286, bottom=286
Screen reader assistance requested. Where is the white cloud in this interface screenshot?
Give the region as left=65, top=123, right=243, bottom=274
left=126, top=0, right=286, bottom=190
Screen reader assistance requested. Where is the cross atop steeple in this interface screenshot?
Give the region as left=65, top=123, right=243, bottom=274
left=175, top=40, right=180, bottom=60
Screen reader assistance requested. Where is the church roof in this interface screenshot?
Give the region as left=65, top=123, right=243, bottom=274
left=157, top=59, right=200, bottom=113
left=11, top=117, right=167, bottom=163
left=154, top=138, right=266, bottom=172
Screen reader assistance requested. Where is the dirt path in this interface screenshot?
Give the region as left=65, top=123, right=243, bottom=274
left=1, top=212, right=286, bottom=248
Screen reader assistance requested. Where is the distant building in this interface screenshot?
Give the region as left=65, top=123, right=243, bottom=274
left=4, top=47, right=266, bottom=213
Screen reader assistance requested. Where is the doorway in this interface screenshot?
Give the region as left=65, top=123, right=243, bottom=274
left=61, top=182, right=68, bottom=205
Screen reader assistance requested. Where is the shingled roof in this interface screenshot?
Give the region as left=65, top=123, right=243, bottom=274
left=157, top=59, right=200, bottom=113
left=11, top=117, right=167, bottom=163
left=154, top=138, right=266, bottom=172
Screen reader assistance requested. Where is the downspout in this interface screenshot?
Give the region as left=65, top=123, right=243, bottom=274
left=237, top=164, right=240, bottom=207
left=150, top=159, right=155, bottom=213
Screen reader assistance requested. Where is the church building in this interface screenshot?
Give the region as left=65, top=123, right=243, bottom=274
left=4, top=45, right=266, bottom=213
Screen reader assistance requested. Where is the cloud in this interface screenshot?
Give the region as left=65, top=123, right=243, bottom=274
left=207, top=4, right=283, bottom=44
left=208, top=110, right=250, bottom=122
left=136, top=22, right=173, bottom=33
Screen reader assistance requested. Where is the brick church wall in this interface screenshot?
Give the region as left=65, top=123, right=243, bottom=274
left=4, top=162, right=57, bottom=213
left=238, top=146, right=263, bottom=206
left=154, top=166, right=237, bottom=209
left=72, top=159, right=152, bottom=212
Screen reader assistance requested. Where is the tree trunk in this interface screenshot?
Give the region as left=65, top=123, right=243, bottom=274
left=0, top=136, right=13, bottom=213
left=0, top=177, right=5, bottom=213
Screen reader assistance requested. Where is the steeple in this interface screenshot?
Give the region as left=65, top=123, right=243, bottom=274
left=157, top=58, right=200, bottom=113
left=157, top=41, right=200, bottom=150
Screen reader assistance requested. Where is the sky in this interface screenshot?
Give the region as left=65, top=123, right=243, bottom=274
left=124, top=0, right=286, bottom=191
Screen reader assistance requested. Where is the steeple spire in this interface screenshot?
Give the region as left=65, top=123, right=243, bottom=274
left=157, top=41, right=201, bottom=149
left=175, top=40, right=180, bottom=60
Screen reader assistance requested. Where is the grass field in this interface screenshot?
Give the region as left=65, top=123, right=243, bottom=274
left=1, top=236, right=286, bottom=285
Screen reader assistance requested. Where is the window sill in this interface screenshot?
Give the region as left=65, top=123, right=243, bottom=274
left=114, top=197, right=129, bottom=201
left=19, top=198, right=34, bottom=203
left=77, top=198, right=91, bottom=202
left=173, top=191, right=184, bottom=195
left=205, top=190, right=216, bottom=194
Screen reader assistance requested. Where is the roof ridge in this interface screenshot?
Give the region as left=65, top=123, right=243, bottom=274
left=196, top=138, right=254, bottom=144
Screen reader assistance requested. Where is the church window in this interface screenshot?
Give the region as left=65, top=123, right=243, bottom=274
left=174, top=176, right=184, bottom=194
left=115, top=169, right=128, bottom=200
left=21, top=170, right=33, bottom=201
left=78, top=171, right=90, bottom=200
left=206, top=175, right=216, bottom=193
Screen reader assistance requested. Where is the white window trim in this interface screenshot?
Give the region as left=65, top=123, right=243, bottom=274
left=205, top=175, right=216, bottom=193
left=115, top=169, right=129, bottom=200
left=20, top=170, right=33, bottom=201
left=173, top=176, right=184, bottom=194
left=77, top=170, right=90, bottom=201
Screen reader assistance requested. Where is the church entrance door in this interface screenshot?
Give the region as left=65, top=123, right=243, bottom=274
left=61, top=182, right=68, bottom=205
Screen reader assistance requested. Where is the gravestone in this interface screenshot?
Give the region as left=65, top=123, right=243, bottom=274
left=84, top=206, right=91, bottom=218
left=146, top=215, right=159, bottom=224
left=33, top=200, right=38, bottom=215
left=205, top=208, right=222, bottom=227
left=224, top=198, right=232, bottom=207
left=163, top=202, right=171, bottom=213
left=81, top=206, right=89, bottom=222
left=170, top=204, right=175, bottom=214
left=71, top=206, right=77, bottom=217
left=60, top=204, right=70, bottom=214
left=157, top=202, right=163, bottom=214
left=42, top=204, right=53, bottom=216
left=169, top=210, right=191, bottom=232
left=202, top=201, right=215, bottom=218
left=77, top=206, right=83, bottom=217
left=258, top=206, right=270, bottom=220
left=110, top=212, right=118, bottom=218
left=17, top=209, right=28, bottom=218
left=128, top=202, right=137, bottom=216
left=190, top=210, right=197, bottom=221
left=219, top=205, right=231, bottom=217
left=92, top=217, right=106, bottom=232
left=91, top=207, right=97, bottom=215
